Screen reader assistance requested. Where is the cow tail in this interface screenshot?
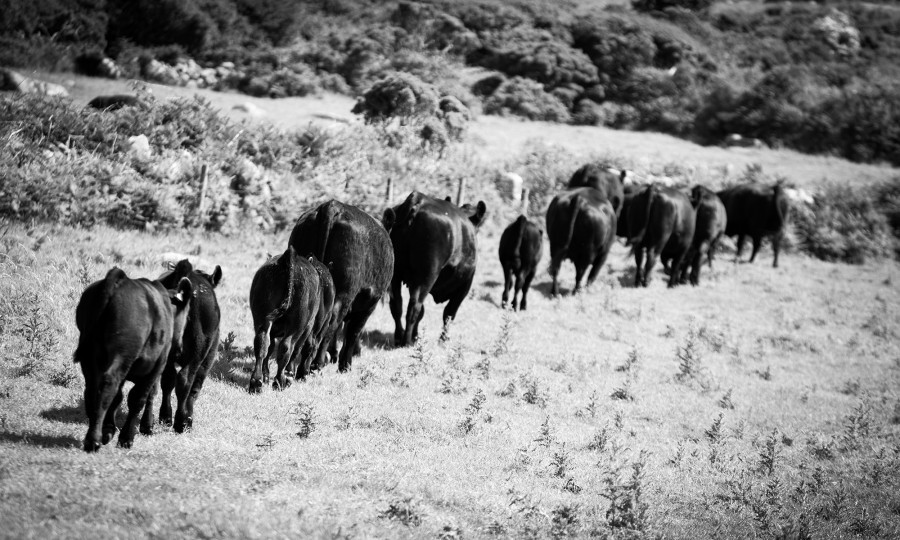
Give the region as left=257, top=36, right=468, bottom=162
left=314, top=201, right=336, bottom=263
left=512, top=215, right=528, bottom=260
left=629, top=184, right=656, bottom=246
left=74, top=267, right=126, bottom=363
left=269, top=247, right=296, bottom=322
left=562, top=194, right=581, bottom=252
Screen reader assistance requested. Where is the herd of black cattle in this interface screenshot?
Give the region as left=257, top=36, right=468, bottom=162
left=72, top=163, right=789, bottom=452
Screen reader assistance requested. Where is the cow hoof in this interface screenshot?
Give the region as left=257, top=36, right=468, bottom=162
left=101, top=428, right=117, bottom=445
left=273, top=378, right=290, bottom=391
left=248, top=380, right=263, bottom=394
left=159, top=415, right=173, bottom=426
left=118, top=438, right=133, bottom=449
left=140, top=425, right=153, bottom=436
left=83, top=440, right=102, bottom=453
left=174, top=419, right=191, bottom=433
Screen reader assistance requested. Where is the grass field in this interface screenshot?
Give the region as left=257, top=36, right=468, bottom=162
left=1, top=76, right=900, bottom=539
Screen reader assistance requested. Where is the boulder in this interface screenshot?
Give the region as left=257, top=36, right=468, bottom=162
left=0, top=68, right=69, bottom=97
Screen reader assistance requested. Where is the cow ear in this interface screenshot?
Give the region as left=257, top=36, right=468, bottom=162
left=170, top=277, right=193, bottom=308
left=383, top=208, right=396, bottom=232
left=469, top=201, right=487, bottom=228
left=210, top=265, right=222, bottom=288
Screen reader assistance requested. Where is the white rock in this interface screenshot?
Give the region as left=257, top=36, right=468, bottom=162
left=498, top=172, right=524, bottom=201
left=232, top=102, right=267, bottom=117
left=126, top=134, right=152, bottom=161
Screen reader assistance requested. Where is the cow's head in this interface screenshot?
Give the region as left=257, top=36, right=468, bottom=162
left=461, top=201, right=487, bottom=229
left=168, top=277, right=194, bottom=356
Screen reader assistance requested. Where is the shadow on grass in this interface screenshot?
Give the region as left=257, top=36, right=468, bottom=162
left=617, top=266, right=638, bottom=288
left=0, top=430, right=80, bottom=449
left=40, top=402, right=85, bottom=425
left=361, top=328, right=394, bottom=350
left=482, top=280, right=502, bottom=288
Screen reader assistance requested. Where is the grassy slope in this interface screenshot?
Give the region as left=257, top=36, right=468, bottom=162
left=1, top=75, right=899, bottom=538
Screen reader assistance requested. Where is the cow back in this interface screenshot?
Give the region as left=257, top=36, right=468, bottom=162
left=547, top=187, right=615, bottom=263
left=159, top=261, right=221, bottom=368
left=290, top=200, right=394, bottom=312
left=718, top=183, right=786, bottom=237
left=568, top=163, right=625, bottom=214
left=389, top=192, right=479, bottom=300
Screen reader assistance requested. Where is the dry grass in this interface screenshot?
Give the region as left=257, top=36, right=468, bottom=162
left=1, top=216, right=898, bottom=538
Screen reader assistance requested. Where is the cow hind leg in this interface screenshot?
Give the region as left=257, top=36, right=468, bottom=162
left=118, top=376, right=156, bottom=448
left=586, top=249, right=610, bottom=288
left=339, top=303, right=378, bottom=373
left=772, top=232, right=782, bottom=268
left=633, top=248, right=645, bottom=287
left=501, top=266, right=513, bottom=309
left=272, top=336, right=297, bottom=390
left=173, top=358, right=203, bottom=433
left=101, top=386, right=124, bottom=445
left=749, top=235, right=762, bottom=264
left=572, top=263, right=587, bottom=295
left=519, top=270, right=536, bottom=311
left=158, top=358, right=177, bottom=425
left=735, top=234, right=746, bottom=262
left=549, top=253, right=563, bottom=297
left=85, top=368, right=125, bottom=452
left=389, top=279, right=405, bottom=347
left=667, top=249, right=689, bottom=288
left=642, top=248, right=660, bottom=288
left=177, top=343, right=217, bottom=432
left=441, top=281, right=472, bottom=343
left=512, top=270, right=524, bottom=311
left=249, top=323, right=272, bottom=393
left=403, top=285, right=430, bottom=346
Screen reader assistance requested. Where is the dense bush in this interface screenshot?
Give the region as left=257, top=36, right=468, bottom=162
left=352, top=72, right=440, bottom=124
left=472, top=31, right=599, bottom=91
left=483, top=77, right=571, bottom=123
left=633, top=0, right=715, bottom=13
left=791, top=183, right=897, bottom=264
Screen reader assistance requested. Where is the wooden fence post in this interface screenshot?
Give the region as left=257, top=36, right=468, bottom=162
left=197, top=164, right=209, bottom=221
left=386, top=177, right=394, bottom=204
left=520, top=188, right=530, bottom=214
left=456, top=177, right=467, bottom=205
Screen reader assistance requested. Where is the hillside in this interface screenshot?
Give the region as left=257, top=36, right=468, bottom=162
left=4, top=0, right=900, bottom=166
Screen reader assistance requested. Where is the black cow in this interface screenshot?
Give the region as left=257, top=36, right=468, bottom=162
left=716, top=182, right=790, bottom=268
left=298, top=256, right=336, bottom=378
left=568, top=163, right=627, bottom=215
left=289, top=200, right=394, bottom=372
left=616, top=184, right=640, bottom=241
left=74, top=268, right=193, bottom=452
left=87, top=94, right=140, bottom=111
left=384, top=191, right=487, bottom=345
left=546, top=187, right=617, bottom=296
left=627, top=184, right=696, bottom=288
left=498, top=215, right=543, bottom=310
left=248, top=247, right=324, bottom=392
left=680, top=185, right=728, bottom=285
left=157, top=260, right=222, bottom=433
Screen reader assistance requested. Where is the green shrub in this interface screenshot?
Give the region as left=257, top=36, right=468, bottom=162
left=472, top=32, right=599, bottom=91
left=483, top=77, right=571, bottom=122
left=792, top=183, right=897, bottom=264
left=352, top=72, right=440, bottom=124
